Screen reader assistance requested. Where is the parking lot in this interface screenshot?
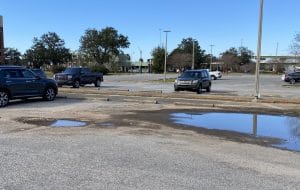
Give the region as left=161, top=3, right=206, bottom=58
left=0, top=73, right=300, bottom=189
left=100, top=73, right=300, bottom=98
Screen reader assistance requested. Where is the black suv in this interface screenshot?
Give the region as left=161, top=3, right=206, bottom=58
left=283, top=71, right=300, bottom=84
left=0, top=66, right=58, bottom=107
left=54, top=67, right=103, bottom=88
left=174, top=69, right=211, bottom=94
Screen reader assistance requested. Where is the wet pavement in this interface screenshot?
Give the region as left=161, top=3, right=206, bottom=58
left=50, top=119, right=87, bottom=127
left=170, top=112, right=300, bottom=151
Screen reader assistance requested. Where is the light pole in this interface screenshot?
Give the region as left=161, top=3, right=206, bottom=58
left=254, top=0, right=264, bottom=99
left=210, top=44, right=214, bottom=71
left=159, top=28, right=162, bottom=47
left=192, top=40, right=195, bottom=70
left=163, top=30, right=171, bottom=83
left=130, top=51, right=134, bottom=73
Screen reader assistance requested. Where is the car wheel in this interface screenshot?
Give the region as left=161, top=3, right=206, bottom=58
left=73, top=80, right=80, bottom=88
left=44, top=87, right=56, bottom=101
left=0, top=91, right=9, bottom=107
left=197, top=85, right=202, bottom=94
left=213, top=76, right=217, bottom=80
left=206, top=84, right=211, bottom=92
left=290, top=79, right=296, bottom=85
left=94, top=79, right=101, bottom=87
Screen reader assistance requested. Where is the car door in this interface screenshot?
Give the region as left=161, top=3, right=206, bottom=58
left=20, top=69, right=45, bottom=95
left=4, top=69, right=29, bottom=97
left=79, top=68, right=88, bottom=84
left=81, top=68, right=93, bottom=84
left=201, top=71, right=210, bottom=88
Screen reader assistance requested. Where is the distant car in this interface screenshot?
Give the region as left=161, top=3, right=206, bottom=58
left=31, top=68, right=47, bottom=78
left=282, top=71, right=300, bottom=84
left=0, top=66, right=58, bottom=107
left=174, top=69, right=211, bottom=94
left=54, top=67, right=103, bottom=88
left=208, top=70, right=222, bottom=80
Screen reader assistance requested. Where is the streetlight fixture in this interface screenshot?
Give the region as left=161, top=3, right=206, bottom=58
left=163, top=30, right=171, bottom=83
left=254, top=0, right=264, bottom=99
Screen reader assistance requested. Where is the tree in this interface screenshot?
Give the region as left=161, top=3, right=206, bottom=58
left=167, top=51, right=192, bottom=70
left=24, top=32, right=71, bottom=68
left=4, top=48, right=22, bottom=65
left=239, top=47, right=254, bottom=64
left=290, top=32, right=300, bottom=56
left=168, top=38, right=207, bottom=69
left=221, top=47, right=254, bottom=72
left=80, top=27, right=130, bottom=65
left=151, top=46, right=165, bottom=73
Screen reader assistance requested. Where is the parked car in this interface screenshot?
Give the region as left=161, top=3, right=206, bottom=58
left=54, top=67, right=103, bottom=88
left=282, top=71, right=300, bottom=84
left=0, top=66, right=58, bottom=107
left=174, top=69, right=211, bottom=94
left=31, top=68, right=47, bottom=78
left=208, top=69, right=222, bottom=80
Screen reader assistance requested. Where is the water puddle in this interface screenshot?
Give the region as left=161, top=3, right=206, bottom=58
left=170, top=112, right=300, bottom=151
left=50, top=119, right=87, bottom=128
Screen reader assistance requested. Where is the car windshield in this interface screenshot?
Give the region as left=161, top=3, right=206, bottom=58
left=63, top=68, right=80, bottom=74
left=180, top=71, right=199, bottom=78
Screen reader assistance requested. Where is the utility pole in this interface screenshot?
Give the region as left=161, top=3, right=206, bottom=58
left=254, top=0, right=264, bottom=99
left=192, top=40, right=195, bottom=70
left=275, top=42, right=279, bottom=57
left=163, top=30, right=171, bottom=83
left=130, top=51, right=134, bottom=73
left=139, top=49, right=142, bottom=73
left=210, top=44, right=214, bottom=71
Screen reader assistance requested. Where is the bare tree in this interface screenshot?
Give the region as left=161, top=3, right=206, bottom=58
left=168, top=52, right=192, bottom=71
left=290, top=32, right=300, bottom=56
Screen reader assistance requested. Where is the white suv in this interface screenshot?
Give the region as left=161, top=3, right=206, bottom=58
left=208, top=70, right=222, bottom=80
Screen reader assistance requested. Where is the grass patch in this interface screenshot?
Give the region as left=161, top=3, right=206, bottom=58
left=152, top=78, right=176, bottom=83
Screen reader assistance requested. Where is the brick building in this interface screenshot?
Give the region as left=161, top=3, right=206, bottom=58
left=0, top=15, right=4, bottom=64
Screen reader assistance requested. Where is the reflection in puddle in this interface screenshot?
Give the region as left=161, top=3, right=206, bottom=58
left=50, top=120, right=87, bottom=127
left=170, top=112, right=300, bottom=151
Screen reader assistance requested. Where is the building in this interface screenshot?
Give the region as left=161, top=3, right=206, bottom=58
left=0, top=15, right=4, bottom=64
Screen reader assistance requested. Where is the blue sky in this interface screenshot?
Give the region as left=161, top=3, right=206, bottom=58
left=0, top=0, right=300, bottom=61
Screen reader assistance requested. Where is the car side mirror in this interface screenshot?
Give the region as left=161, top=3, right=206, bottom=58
left=35, top=76, right=41, bottom=80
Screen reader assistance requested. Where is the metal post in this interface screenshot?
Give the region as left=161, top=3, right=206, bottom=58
left=163, top=30, right=171, bottom=83
left=192, top=40, right=195, bottom=70
left=254, top=0, right=264, bottom=99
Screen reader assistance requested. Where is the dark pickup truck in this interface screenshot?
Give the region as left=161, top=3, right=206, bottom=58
left=54, top=67, right=103, bottom=88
